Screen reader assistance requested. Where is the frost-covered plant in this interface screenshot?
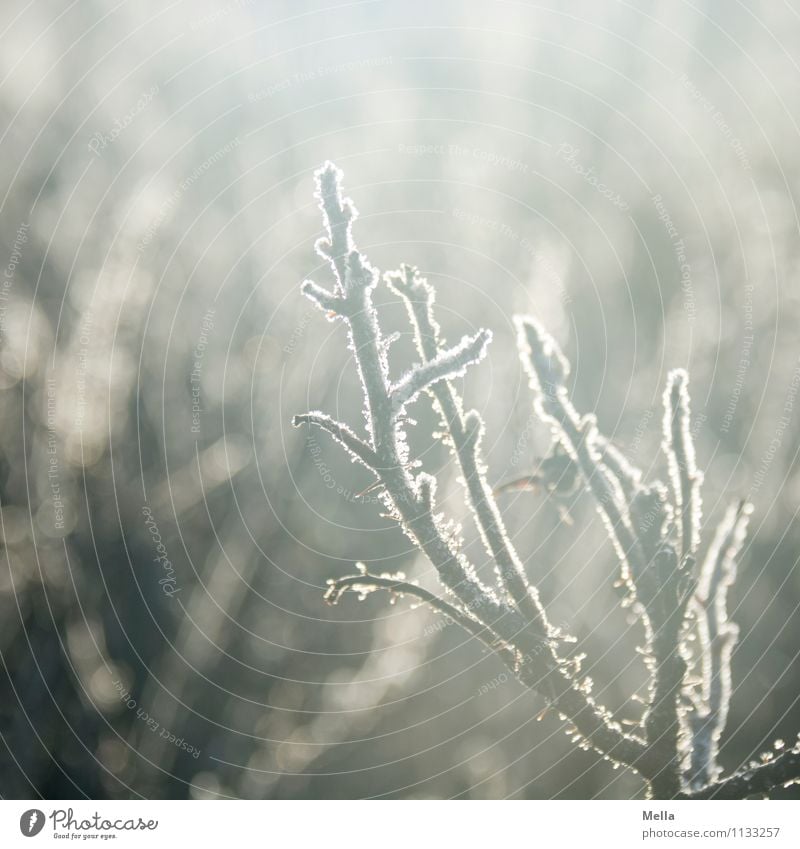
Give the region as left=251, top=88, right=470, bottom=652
left=292, top=162, right=800, bottom=799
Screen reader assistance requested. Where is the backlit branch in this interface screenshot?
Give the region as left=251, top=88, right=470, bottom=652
left=387, top=266, right=550, bottom=632
left=391, top=329, right=492, bottom=413
left=292, top=411, right=379, bottom=471
left=294, top=166, right=644, bottom=772
left=663, top=370, right=703, bottom=562
left=516, top=317, right=646, bottom=588
left=682, top=745, right=800, bottom=799
left=291, top=162, right=800, bottom=800
left=325, top=565, right=517, bottom=666
left=686, top=501, right=752, bottom=790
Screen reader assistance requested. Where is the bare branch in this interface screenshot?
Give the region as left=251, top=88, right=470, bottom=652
left=314, top=161, right=356, bottom=292
left=387, top=267, right=550, bottom=631
left=682, top=746, right=800, bottom=799
left=596, top=434, right=642, bottom=503
left=297, top=166, right=691, bottom=792
left=300, top=279, right=346, bottom=317
left=516, top=316, right=647, bottom=583
left=515, top=316, right=706, bottom=798
left=325, top=565, right=516, bottom=664
left=292, top=411, right=380, bottom=471
left=385, top=270, right=647, bottom=767
left=686, top=500, right=752, bottom=790
left=303, top=166, right=528, bottom=638
left=391, top=329, right=491, bottom=413
left=624, top=478, right=692, bottom=798
left=663, top=369, right=703, bottom=561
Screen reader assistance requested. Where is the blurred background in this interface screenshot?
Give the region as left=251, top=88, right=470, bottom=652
left=0, top=0, right=799, bottom=800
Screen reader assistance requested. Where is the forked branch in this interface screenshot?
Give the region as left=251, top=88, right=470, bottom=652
left=292, top=162, right=798, bottom=799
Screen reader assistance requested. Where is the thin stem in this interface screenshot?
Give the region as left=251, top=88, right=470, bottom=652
left=301, top=166, right=528, bottom=638
left=663, top=370, right=702, bottom=562
left=686, top=501, right=751, bottom=790
left=388, top=267, right=549, bottom=632
left=292, top=412, right=380, bottom=470
left=293, top=162, right=791, bottom=802
left=326, top=569, right=516, bottom=664
left=681, top=748, right=800, bottom=799
left=516, top=318, right=647, bottom=591
left=300, top=171, right=645, bottom=769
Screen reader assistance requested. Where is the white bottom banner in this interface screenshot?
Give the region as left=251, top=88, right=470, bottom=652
left=0, top=800, right=797, bottom=848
